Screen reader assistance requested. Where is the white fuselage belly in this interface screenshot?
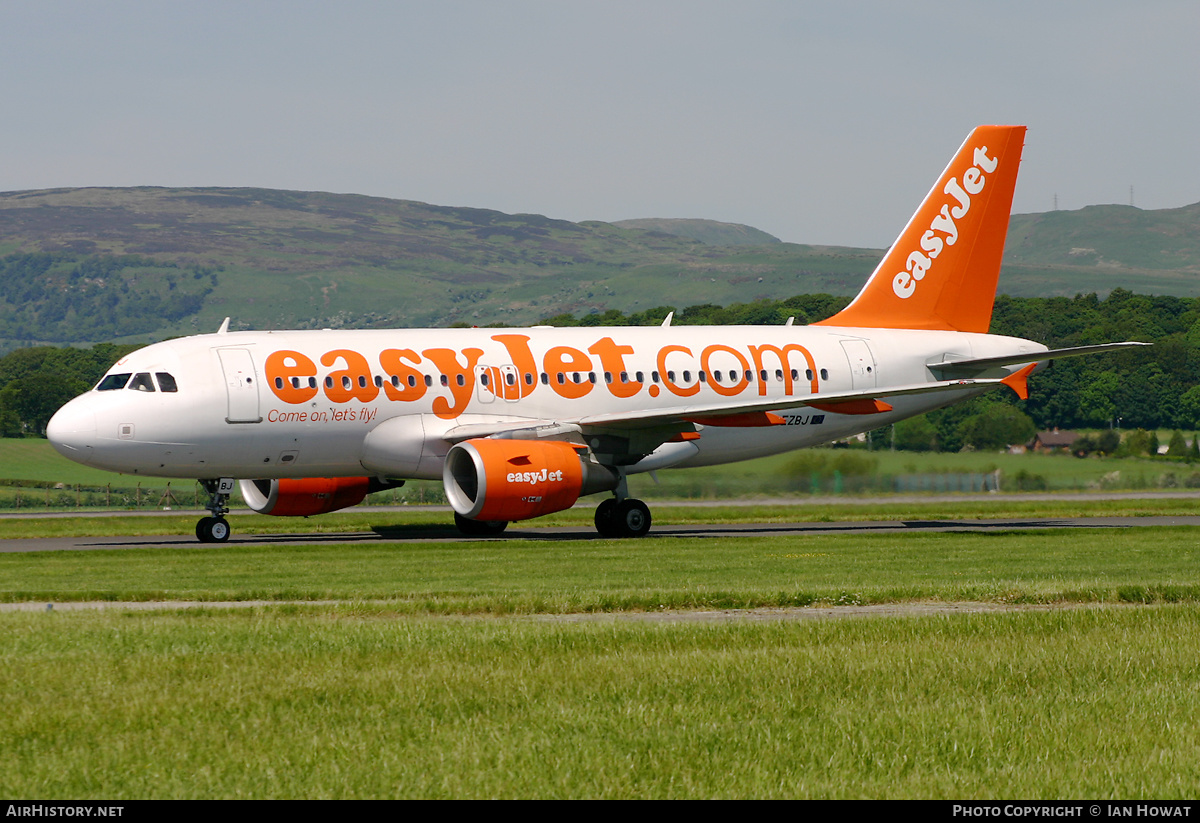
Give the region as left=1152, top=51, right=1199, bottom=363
left=48, top=324, right=1045, bottom=481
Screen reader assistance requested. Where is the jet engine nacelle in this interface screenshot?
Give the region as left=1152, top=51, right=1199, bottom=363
left=443, top=439, right=617, bottom=523
left=240, top=476, right=373, bottom=517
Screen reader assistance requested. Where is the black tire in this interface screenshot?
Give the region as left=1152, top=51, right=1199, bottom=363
left=612, top=499, right=652, bottom=538
left=594, top=498, right=620, bottom=537
left=454, top=512, right=508, bottom=536
left=196, top=516, right=231, bottom=543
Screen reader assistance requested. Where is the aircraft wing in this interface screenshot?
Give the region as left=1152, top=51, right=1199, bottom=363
left=570, top=376, right=1008, bottom=429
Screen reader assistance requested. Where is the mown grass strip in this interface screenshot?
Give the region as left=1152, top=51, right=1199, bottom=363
left=2, top=527, right=1197, bottom=611
left=2, top=605, right=1198, bottom=798
left=4, top=493, right=1200, bottom=540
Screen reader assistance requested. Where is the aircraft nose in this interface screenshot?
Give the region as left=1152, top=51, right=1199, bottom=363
left=47, top=400, right=97, bottom=464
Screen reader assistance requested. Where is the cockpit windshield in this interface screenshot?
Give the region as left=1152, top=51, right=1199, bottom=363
left=94, top=371, right=179, bottom=392
left=96, top=373, right=132, bottom=391
left=128, top=373, right=156, bottom=392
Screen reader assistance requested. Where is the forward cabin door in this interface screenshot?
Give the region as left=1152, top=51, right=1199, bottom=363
left=217, top=348, right=262, bottom=423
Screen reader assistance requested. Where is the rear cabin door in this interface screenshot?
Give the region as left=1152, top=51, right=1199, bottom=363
left=840, top=339, right=877, bottom=392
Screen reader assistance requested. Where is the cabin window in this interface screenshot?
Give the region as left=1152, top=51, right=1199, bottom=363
left=456, top=374, right=465, bottom=387
left=604, top=372, right=613, bottom=384
left=97, top=373, right=132, bottom=391
left=524, top=372, right=534, bottom=386
left=651, top=371, right=660, bottom=383
left=480, top=372, right=489, bottom=386
left=698, top=371, right=707, bottom=383
left=275, top=377, right=284, bottom=390
left=820, top=368, right=828, bottom=380
left=635, top=371, right=644, bottom=382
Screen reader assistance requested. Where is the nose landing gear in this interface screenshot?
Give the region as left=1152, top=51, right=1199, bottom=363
left=196, top=478, right=235, bottom=543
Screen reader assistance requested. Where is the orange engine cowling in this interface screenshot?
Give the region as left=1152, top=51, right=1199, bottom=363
left=240, top=477, right=373, bottom=517
left=443, top=439, right=610, bottom=523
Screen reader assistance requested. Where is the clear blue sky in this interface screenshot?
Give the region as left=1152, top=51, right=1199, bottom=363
left=3, top=1, right=1198, bottom=247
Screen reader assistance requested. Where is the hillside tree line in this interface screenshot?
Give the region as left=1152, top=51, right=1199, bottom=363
left=0, top=289, right=1192, bottom=447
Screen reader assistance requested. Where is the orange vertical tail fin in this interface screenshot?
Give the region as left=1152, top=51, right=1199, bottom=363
left=815, top=125, right=1026, bottom=333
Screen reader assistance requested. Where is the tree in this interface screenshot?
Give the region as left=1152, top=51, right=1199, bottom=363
left=892, top=416, right=938, bottom=451
left=957, top=405, right=1036, bottom=451
left=1167, top=430, right=1189, bottom=457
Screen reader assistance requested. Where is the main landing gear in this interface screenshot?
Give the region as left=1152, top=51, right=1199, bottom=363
left=594, top=497, right=652, bottom=538
left=196, top=478, right=235, bottom=543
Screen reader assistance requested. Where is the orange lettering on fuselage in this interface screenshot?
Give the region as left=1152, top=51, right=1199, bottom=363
left=543, top=345, right=593, bottom=399
left=378, top=348, right=427, bottom=402
left=321, top=350, right=379, bottom=404
left=264, top=350, right=319, bottom=404
left=589, top=337, right=642, bottom=399
left=491, top=334, right=538, bottom=399
left=262, top=336, right=823, bottom=419
left=422, top=347, right=484, bottom=419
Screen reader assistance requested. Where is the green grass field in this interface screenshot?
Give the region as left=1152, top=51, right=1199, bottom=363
left=1, top=524, right=1199, bottom=797
left=3, top=437, right=1198, bottom=513
left=4, top=435, right=1200, bottom=798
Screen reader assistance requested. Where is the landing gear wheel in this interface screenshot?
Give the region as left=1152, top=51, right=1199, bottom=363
left=196, top=516, right=231, bottom=543
left=594, top=498, right=620, bottom=537
left=612, top=498, right=652, bottom=538
left=454, top=512, right=509, bottom=536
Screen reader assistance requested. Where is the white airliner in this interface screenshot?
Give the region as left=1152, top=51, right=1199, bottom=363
left=47, top=126, right=1144, bottom=541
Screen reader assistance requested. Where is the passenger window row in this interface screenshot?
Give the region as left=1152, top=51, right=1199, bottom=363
left=272, top=367, right=830, bottom=392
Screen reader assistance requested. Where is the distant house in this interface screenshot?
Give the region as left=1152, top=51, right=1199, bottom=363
left=1028, top=429, right=1078, bottom=454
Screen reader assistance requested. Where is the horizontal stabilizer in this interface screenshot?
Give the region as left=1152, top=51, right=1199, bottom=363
left=929, top=342, right=1149, bottom=376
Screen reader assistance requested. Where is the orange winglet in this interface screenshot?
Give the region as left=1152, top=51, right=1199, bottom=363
left=807, top=399, right=894, bottom=415
left=1000, top=362, right=1038, bottom=400
left=684, top=412, right=786, bottom=427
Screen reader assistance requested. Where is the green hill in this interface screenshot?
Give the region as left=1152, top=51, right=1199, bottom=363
left=610, top=218, right=781, bottom=245
left=0, top=186, right=1197, bottom=348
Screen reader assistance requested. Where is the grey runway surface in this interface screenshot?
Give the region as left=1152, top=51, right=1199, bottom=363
left=4, top=514, right=1200, bottom=553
